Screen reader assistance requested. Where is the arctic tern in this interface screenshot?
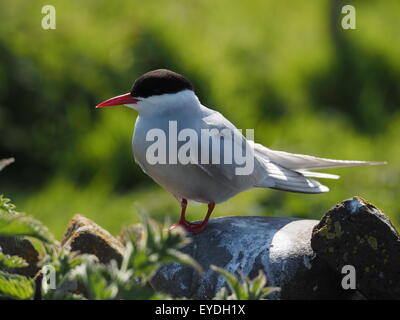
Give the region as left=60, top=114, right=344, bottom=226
left=96, top=69, right=385, bottom=233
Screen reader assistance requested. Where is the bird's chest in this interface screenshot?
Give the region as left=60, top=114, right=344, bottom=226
left=132, top=115, right=198, bottom=180
left=132, top=115, right=221, bottom=201
left=133, top=115, right=191, bottom=162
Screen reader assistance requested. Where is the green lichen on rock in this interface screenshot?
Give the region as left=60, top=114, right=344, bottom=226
left=311, top=197, right=400, bottom=299
left=367, top=236, right=378, bottom=250
left=61, top=214, right=125, bottom=265
left=315, top=218, right=343, bottom=240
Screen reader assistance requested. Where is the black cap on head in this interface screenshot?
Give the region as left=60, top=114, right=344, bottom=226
left=130, top=69, right=194, bottom=98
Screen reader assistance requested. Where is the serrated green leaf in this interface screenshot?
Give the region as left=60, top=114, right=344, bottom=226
left=0, top=195, right=16, bottom=215
left=0, top=252, right=28, bottom=269
left=123, top=215, right=198, bottom=283
left=0, top=270, right=35, bottom=300
left=0, top=211, right=55, bottom=243
left=70, top=258, right=117, bottom=300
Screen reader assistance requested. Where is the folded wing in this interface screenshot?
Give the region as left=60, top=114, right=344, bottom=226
left=197, top=108, right=386, bottom=194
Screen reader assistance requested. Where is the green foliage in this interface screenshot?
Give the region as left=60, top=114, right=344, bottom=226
left=39, top=248, right=88, bottom=300
left=0, top=252, right=28, bottom=269
left=0, top=190, right=204, bottom=300
left=0, top=194, right=203, bottom=300
left=212, top=266, right=278, bottom=300
left=39, top=217, right=200, bottom=300
left=125, top=216, right=202, bottom=282
left=0, top=196, right=54, bottom=244
left=0, top=193, right=37, bottom=300
left=0, top=195, right=16, bottom=215
left=69, top=255, right=162, bottom=300
left=65, top=217, right=200, bottom=299
left=0, top=270, right=34, bottom=300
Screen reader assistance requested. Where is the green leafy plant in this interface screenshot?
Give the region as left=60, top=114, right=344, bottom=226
left=0, top=195, right=54, bottom=244
left=0, top=270, right=35, bottom=300
left=212, top=265, right=278, bottom=300
left=0, top=192, right=203, bottom=300
left=0, top=196, right=45, bottom=299
left=0, top=195, right=16, bottom=215
left=0, top=252, right=28, bottom=269
left=39, top=247, right=88, bottom=300
left=0, top=249, right=34, bottom=300
left=124, top=216, right=202, bottom=282
left=64, top=217, right=201, bottom=300
left=0, top=191, right=276, bottom=300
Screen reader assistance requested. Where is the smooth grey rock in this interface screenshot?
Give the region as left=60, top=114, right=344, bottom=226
left=151, top=216, right=346, bottom=299
left=312, top=197, right=400, bottom=299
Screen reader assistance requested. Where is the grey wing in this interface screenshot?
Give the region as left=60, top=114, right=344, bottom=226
left=198, top=111, right=330, bottom=194
left=193, top=111, right=263, bottom=189
left=254, top=158, right=330, bottom=193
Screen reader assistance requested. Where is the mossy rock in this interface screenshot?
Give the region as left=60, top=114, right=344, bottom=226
left=311, top=197, right=400, bottom=299
left=62, top=214, right=125, bottom=266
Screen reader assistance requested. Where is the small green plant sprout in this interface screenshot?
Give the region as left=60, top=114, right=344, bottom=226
left=0, top=195, right=16, bottom=216
left=63, top=216, right=201, bottom=300
left=123, top=214, right=202, bottom=283
left=68, top=253, right=166, bottom=300
left=211, top=265, right=279, bottom=300
left=38, top=215, right=202, bottom=300
left=39, top=247, right=89, bottom=300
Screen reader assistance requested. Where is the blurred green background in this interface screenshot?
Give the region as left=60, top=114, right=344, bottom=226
left=0, top=0, right=399, bottom=238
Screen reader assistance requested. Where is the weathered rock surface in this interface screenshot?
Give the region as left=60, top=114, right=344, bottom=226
left=151, top=216, right=348, bottom=299
left=312, top=196, right=400, bottom=299
left=61, top=214, right=124, bottom=265
left=152, top=197, right=400, bottom=300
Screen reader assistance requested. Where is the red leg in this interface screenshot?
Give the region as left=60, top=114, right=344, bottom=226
left=171, top=199, right=189, bottom=228
left=171, top=201, right=216, bottom=233
left=185, top=202, right=216, bottom=234
left=179, top=198, right=188, bottom=224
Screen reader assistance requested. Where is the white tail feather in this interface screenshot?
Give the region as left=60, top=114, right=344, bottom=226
left=295, top=170, right=340, bottom=180
left=253, top=142, right=386, bottom=194
left=254, top=143, right=386, bottom=170
left=255, top=159, right=330, bottom=194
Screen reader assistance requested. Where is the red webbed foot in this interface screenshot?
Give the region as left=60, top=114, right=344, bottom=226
left=170, top=202, right=215, bottom=234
